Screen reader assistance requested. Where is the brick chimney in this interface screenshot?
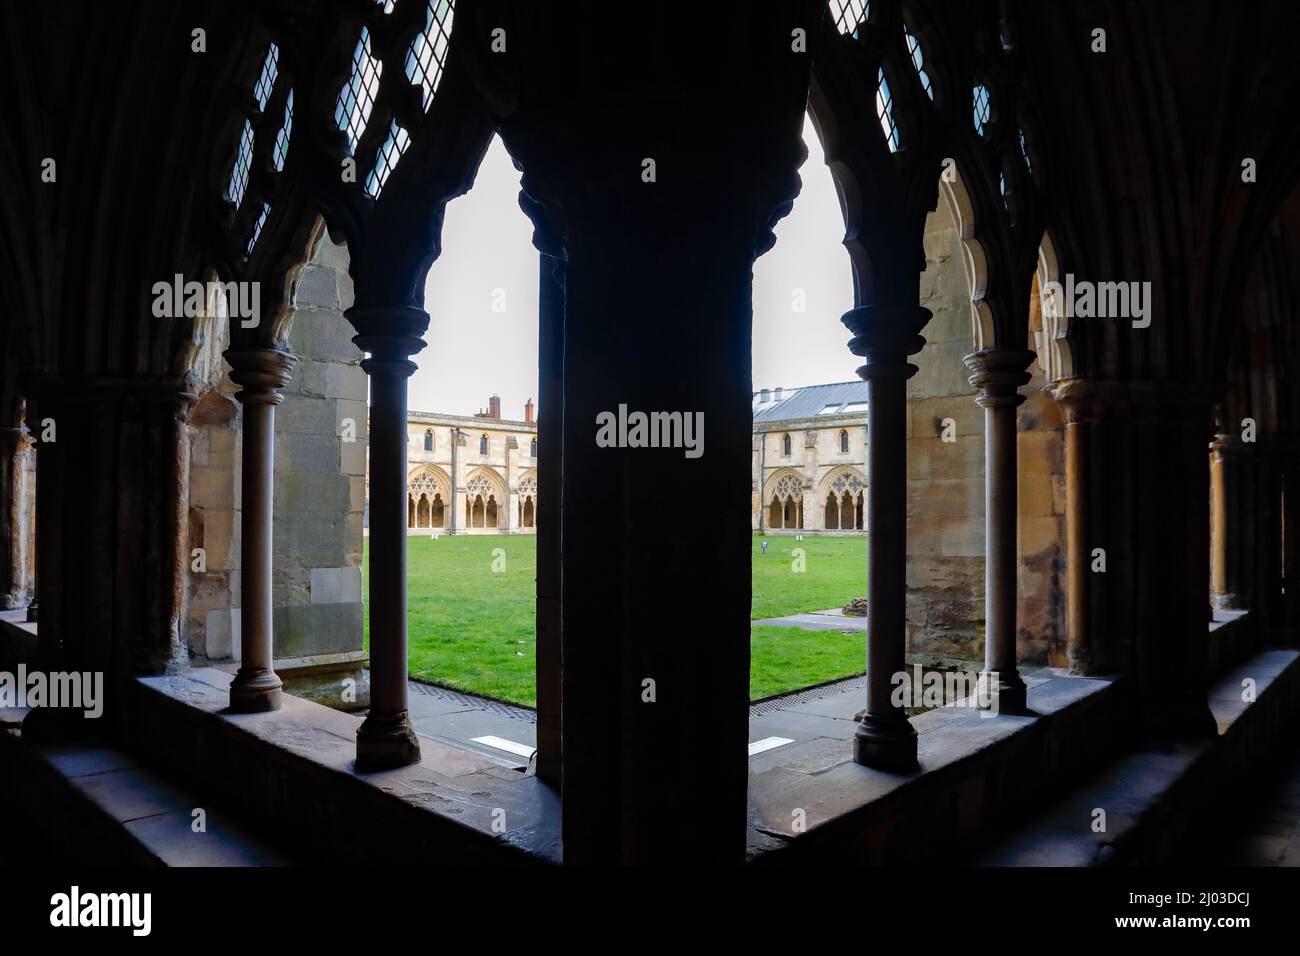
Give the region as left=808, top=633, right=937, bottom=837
left=488, top=394, right=501, bottom=419
left=524, top=397, right=535, bottom=423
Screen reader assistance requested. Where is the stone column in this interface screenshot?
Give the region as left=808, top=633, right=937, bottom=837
left=1210, top=429, right=1228, bottom=607
left=23, top=381, right=192, bottom=736
left=1050, top=378, right=1217, bottom=736
left=1251, top=439, right=1283, bottom=636
left=534, top=253, right=564, bottom=787
left=1276, top=439, right=1299, bottom=642
left=225, top=348, right=295, bottom=713
left=965, top=348, right=1035, bottom=714
left=347, top=306, right=426, bottom=771
left=1210, top=426, right=1253, bottom=611
left=448, top=428, right=459, bottom=533
left=0, top=424, right=35, bottom=609
left=843, top=305, right=929, bottom=770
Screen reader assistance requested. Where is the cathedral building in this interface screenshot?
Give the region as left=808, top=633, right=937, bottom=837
left=753, top=382, right=868, bottom=533
left=402, top=395, right=538, bottom=532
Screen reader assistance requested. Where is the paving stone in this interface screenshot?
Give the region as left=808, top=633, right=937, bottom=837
left=40, top=745, right=139, bottom=778
left=405, top=694, right=481, bottom=719
left=70, top=766, right=193, bottom=822
left=124, top=809, right=291, bottom=866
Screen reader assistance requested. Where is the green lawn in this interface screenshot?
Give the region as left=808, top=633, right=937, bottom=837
left=363, top=533, right=867, bottom=707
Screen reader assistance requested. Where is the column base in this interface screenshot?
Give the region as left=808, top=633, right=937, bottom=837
left=229, top=667, right=283, bottom=713
left=978, top=670, right=1027, bottom=715
left=853, top=712, right=918, bottom=771
left=1211, top=593, right=1248, bottom=611
left=356, top=710, right=422, bottom=772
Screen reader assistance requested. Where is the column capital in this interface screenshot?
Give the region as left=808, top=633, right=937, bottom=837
left=345, top=305, right=430, bottom=377
left=964, top=348, right=1035, bottom=408
left=1047, top=377, right=1124, bottom=424
left=842, top=304, right=931, bottom=378
left=224, top=348, right=295, bottom=406
left=1047, top=377, right=1222, bottom=425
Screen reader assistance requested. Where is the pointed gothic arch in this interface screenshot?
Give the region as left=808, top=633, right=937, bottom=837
left=764, top=469, right=804, bottom=530
left=408, top=463, right=451, bottom=529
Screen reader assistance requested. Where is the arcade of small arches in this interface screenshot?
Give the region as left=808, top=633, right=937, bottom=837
left=405, top=465, right=536, bottom=531
left=764, top=469, right=865, bottom=531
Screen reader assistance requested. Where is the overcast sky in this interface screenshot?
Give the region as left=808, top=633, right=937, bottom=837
left=410, top=113, right=856, bottom=419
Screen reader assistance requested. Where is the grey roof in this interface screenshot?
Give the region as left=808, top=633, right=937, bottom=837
left=752, top=380, right=869, bottom=423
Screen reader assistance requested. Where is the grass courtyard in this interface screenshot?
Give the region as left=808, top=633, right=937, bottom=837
left=362, top=534, right=867, bottom=707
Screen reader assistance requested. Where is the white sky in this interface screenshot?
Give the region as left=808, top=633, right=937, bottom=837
left=410, top=113, right=856, bottom=418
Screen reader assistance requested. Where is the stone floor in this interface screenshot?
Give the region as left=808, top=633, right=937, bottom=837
left=404, top=671, right=884, bottom=771
left=408, top=668, right=1050, bottom=775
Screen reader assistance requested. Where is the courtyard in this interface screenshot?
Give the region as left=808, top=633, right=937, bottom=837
left=363, top=534, right=868, bottom=706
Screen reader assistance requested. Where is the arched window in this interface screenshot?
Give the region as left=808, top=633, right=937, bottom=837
left=824, top=492, right=840, bottom=530
left=479, top=433, right=488, bottom=455
left=485, top=495, right=499, bottom=528
left=423, top=428, right=433, bottom=451
left=904, top=28, right=934, bottom=100
left=840, top=429, right=849, bottom=453
left=530, top=437, right=537, bottom=457
left=973, top=84, right=991, bottom=136
left=782, top=433, right=792, bottom=457
left=877, top=67, right=899, bottom=152
left=431, top=493, right=445, bottom=528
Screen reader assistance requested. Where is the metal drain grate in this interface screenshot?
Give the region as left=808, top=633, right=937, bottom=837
left=408, top=679, right=536, bottom=722
left=749, top=674, right=867, bottom=716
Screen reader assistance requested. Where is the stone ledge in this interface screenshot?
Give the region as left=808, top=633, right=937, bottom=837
left=0, top=733, right=290, bottom=866
left=747, top=673, right=1126, bottom=864
left=1207, top=608, right=1258, bottom=679
left=0, top=608, right=37, bottom=670
left=976, top=648, right=1300, bottom=865
left=124, top=669, right=560, bottom=865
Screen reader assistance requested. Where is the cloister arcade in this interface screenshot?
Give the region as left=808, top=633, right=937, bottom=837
left=2, top=0, right=1299, bottom=869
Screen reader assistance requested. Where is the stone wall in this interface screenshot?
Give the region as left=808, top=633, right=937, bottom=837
left=905, top=201, right=1067, bottom=668
left=907, top=206, right=988, bottom=664
left=272, top=235, right=367, bottom=663
left=185, top=296, right=242, bottom=660
left=182, top=234, right=367, bottom=696
left=1019, top=280, right=1068, bottom=666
